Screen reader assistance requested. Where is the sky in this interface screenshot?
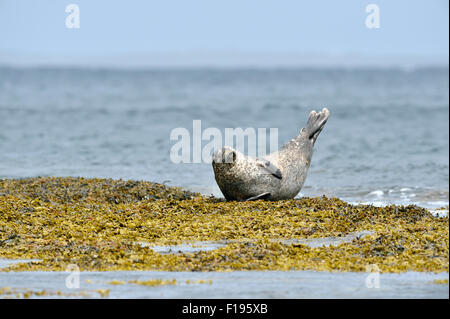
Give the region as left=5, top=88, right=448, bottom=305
left=0, top=0, right=448, bottom=67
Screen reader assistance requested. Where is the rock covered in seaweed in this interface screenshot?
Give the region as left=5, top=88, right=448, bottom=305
left=0, top=177, right=447, bottom=273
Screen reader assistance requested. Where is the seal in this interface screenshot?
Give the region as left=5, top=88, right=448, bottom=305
left=212, top=108, right=330, bottom=201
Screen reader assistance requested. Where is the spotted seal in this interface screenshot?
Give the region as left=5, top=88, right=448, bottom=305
left=212, top=108, right=330, bottom=201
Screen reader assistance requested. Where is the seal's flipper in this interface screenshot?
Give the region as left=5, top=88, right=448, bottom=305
left=306, top=108, right=330, bottom=142
left=245, top=192, right=271, bottom=201
left=257, top=159, right=282, bottom=179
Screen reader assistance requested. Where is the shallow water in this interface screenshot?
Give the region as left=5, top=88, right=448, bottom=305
left=140, top=241, right=228, bottom=254
left=1, top=233, right=447, bottom=298
left=140, top=231, right=374, bottom=254
left=0, top=270, right=447, bottom=299
left=0, top=67, right=448, bottom=207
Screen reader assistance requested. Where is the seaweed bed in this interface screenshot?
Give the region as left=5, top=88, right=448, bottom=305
left=0, top=177, right=448, bottom=273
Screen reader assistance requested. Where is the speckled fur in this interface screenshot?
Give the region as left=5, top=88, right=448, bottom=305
left=212, top=108, right=330, bottom=201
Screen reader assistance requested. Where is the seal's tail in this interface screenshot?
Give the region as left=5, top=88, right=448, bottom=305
left=306, top=108, right=330, bottom=142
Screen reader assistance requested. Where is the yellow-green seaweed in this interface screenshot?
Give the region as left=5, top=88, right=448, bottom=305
left=128, top=279, right=177, bottom=286
left=0, top=177, right=448, bottom=273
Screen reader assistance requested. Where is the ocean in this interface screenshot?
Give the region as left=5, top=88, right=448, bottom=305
left=0, top=66, right=448, bottom=208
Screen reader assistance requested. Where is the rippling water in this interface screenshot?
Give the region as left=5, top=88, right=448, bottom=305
left=0, top=268, right=448, bottom=298
left=0, top=67, right=448, bottom=207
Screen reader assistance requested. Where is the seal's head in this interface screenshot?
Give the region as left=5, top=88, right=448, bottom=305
left=212, top=146, right=236, bottom=166
left=212, top=146, right=239, bottom=180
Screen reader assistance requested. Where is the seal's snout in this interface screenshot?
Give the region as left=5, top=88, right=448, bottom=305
left=212, top=147, right=236, bottom=164
left=306, top=108, right=330, bottom=143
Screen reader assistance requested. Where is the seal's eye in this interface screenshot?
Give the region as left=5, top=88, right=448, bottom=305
left=223, top=150, right=236, bottom=164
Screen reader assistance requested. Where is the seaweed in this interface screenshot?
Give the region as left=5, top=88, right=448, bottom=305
left=0, top=177, right=447, bottom=273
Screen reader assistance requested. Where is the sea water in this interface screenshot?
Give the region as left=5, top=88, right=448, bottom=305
left=1, top=67, right=448, bottom=207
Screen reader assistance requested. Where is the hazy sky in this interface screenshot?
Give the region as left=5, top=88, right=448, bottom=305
left=0, top=0, right=448, bottom=67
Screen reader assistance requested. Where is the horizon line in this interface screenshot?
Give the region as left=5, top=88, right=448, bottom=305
left=0, top=51, right=448, bottom=70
